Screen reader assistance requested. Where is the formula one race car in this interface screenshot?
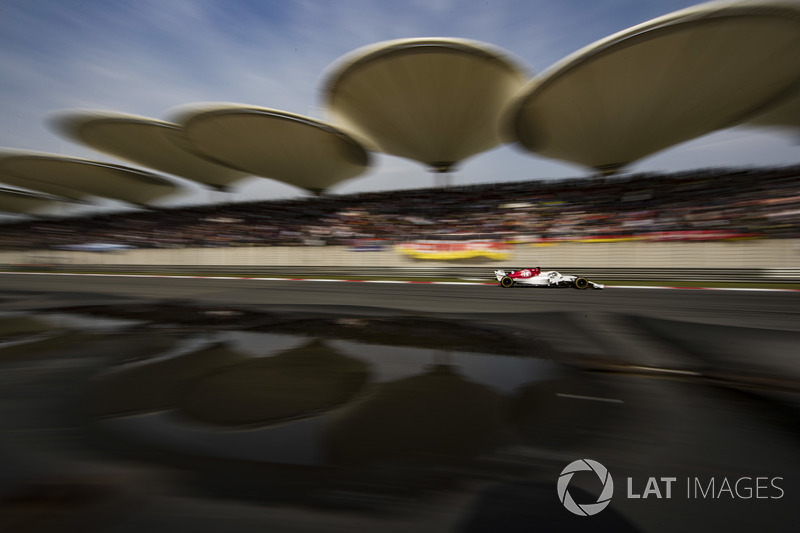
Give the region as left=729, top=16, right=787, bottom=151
left=494, top=267, right=604, bottom=289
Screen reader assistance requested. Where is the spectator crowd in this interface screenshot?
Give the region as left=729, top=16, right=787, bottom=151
left=1, top=165, right=799, bottom=250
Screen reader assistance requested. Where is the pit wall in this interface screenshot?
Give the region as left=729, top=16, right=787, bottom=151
left=2, top=239, right=798, bottom=269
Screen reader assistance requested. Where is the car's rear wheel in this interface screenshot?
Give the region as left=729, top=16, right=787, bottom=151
left=500, top=276, right=515, bottom=288
left=574, top=277, right=589, bottom=290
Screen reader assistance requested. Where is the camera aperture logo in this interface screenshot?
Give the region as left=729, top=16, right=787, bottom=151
left=558, top=459, right=785, bottom=517
left=558, top=459, right=614, bottom=516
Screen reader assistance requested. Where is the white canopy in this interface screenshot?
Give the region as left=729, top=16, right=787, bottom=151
left=745, top=88, right=800, bottom=137
left=54, top=111, right=250, bottom=191
left=0, top=187, right=61, bottom=214
left=323, top=37, right=528, bottom=173
left=506, top=1, right=800, bottom=174
left=176, top=104, right=370, bottom=194
left=0, top=151, right=181, bottom=205
left=0, top=171, right=88, bottom=201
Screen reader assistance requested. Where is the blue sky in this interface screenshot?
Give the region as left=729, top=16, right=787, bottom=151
left=1, top=0, right=798, bottom=210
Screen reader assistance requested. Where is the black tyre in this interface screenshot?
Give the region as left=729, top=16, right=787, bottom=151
left=500, top=276, right=515, bottom=288
left=574, top=277, right=589, bottom=290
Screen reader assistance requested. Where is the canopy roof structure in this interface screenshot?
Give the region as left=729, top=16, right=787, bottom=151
left=745, top=88, right=800, bottom=137
left=54, top=111, right=250, bottom=191
left=0, top=187, right=62, bottom=214
left=0, top=170, right=90, bottom=201
left=176, top=104, right=370, bottom=194
left=12, top=0, right=797, bottom=209
left=0, top=151, right=181, bottom=206
left=505, top=1, right=800, bottom=175
left=323, top=37, right=528, bottom=173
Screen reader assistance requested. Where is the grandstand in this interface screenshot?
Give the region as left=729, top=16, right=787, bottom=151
left=1, top=165, right=798, bottom=251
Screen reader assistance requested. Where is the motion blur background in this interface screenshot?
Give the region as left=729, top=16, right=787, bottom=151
left=1, top=1, right=799, bottom=532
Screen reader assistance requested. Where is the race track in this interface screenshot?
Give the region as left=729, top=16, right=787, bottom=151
left=1, top=272, right=798, bottom=328
left=1, top=273, right=799, bottom=533
left=3, top=271, right=799, bottom=383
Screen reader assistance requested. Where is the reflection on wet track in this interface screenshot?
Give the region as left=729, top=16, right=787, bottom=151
left=0, top=279, right=799, bottom=533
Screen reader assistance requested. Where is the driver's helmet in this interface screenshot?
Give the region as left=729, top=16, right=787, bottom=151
left=531, top=267, right=541, bottom=276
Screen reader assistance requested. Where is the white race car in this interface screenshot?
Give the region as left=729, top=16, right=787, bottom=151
left=494, top=267, right=604, bottom=289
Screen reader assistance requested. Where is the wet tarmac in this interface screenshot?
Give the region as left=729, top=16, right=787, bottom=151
left=0, top=275, right=799, bottom=532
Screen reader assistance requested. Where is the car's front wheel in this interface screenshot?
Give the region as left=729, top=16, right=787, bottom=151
left=500, top=276, right=515, bottom=288
left=574, top=277, right=589, bottom=290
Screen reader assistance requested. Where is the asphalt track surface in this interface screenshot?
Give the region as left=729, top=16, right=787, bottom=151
left=1, top=273, right=800, bottom=533
left=4, top=271, right=799, bottom=382
left=1, top=272, right=798, bottom=327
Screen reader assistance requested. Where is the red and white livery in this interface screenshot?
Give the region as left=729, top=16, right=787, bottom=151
left=494, top=267, right=604, bottom=289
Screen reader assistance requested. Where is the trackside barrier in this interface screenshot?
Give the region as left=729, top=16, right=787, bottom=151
left=3, top=264, right=800, bottom=283
left=1, top=239, right=798, bottom=281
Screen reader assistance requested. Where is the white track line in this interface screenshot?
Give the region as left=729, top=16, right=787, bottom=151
left=556, top=393, right=624, bottom=404
left=609, top=284, right=799, bottom=292
left=1, top=272, right=798, bottom=291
